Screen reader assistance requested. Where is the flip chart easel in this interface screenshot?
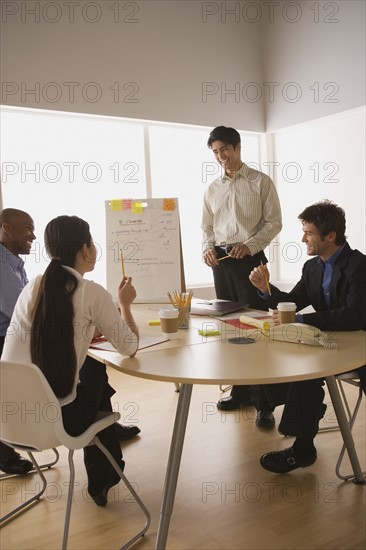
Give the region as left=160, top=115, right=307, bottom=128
left=105, top=198, right=185, bottom=303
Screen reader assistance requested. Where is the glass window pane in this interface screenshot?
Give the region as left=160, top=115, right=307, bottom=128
left=0, top=108, right=146, bottom=285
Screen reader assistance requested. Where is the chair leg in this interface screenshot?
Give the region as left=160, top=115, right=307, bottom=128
left=335, top=386, right=366, bottom=481
left=93, top=436, right=151, bottom=550
left=318, top=379, right=365, bottom=481
left=319, top=379, right=356, bottom=432
left=62, top=449, right=76, bottom=550
left=0, top=448, right=59, bottom=480
left=0, top=451, right=48, bottom=524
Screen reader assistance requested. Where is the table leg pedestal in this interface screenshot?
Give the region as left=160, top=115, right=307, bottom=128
left=325, top=376, right=365, bottom=484
left=155, top=383, right=193, bottom=549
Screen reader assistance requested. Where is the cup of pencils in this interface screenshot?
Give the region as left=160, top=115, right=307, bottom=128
left=167, top=290, right=193, bottom=329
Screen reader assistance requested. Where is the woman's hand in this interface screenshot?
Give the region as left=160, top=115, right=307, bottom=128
left=118, top=276, right=136, bottom=307
left=118, top=277, right=139, bottom=352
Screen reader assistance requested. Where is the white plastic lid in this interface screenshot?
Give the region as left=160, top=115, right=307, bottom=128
left=277, top=302, right=296, bottom=311
left=159, top=308, right=178, bottom=318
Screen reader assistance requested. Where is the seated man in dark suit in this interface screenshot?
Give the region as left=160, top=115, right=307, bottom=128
left=249, top=200, right=365, bottom=473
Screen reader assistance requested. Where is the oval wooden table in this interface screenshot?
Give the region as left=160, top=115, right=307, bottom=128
left=90, top=322, right=366, bottom=550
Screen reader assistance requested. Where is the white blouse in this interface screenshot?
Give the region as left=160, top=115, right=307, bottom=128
left=2, top=266, right=138, bottom=406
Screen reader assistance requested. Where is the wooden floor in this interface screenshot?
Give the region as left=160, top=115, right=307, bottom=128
left=1, top=367, right=365, bottom=550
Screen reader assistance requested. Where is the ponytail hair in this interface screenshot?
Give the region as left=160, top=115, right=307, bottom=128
left=31, top=216, right=92, bottom=398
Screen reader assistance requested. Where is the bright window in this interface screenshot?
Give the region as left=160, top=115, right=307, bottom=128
left=1, top=106, right=261, bottom=288
left=1, top=107, right=146, bottom=284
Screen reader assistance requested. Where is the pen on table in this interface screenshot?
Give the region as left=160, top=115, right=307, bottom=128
left=218, top=254, right=231, bottom=261
left=120, top=250, right=126, bottom=279
left=260, top=260, right=271, bottom=296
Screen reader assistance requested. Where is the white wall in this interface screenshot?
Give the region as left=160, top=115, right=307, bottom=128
left=1, top=1, right=364, bottom=133
left=263, top=0, right=365, bottom=131
left=0, top=0, right=265, bottom=130
left=273, top=107, right=365, bottom=284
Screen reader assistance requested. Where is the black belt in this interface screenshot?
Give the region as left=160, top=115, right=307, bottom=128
left=216, top=244, right=236, bottom=254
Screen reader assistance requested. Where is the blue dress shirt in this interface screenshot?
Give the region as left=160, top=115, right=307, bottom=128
left=295, top=244, right=346, bottom=322
left=0, top=243, right=28, bottom=337
left=318, top=244, right=346, bottom=308
left=258, top=244, right=347, bottom=323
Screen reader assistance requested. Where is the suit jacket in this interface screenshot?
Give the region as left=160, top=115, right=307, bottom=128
left=266, top=242, right=366, bottom=391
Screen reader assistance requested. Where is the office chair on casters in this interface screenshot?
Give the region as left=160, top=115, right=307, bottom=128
left=319, top=371, right=365, bottom=481
left=0, top=360, right=151, bottom=549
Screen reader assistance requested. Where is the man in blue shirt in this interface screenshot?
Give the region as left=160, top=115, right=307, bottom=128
left=249, top=200, right=365, bottom=473
left=0, top=208, right=36, bottom=475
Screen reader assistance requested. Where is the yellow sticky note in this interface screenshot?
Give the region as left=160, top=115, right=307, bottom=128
left=148, top=320, right=161, bottom=326
left=111, top=199, right=122, bottom=211
left=163, top=198, right=175, bottom=211
left=198, top=329, right=221, bottom=336
left=132, top=201, right=143, bottom=214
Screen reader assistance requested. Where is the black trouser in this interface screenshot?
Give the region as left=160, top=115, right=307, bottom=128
left=62, top=356, right=124, bottom=496
left=0, top=336, right=22, bottom=465
left=257, top=379, right=325, bottom=439
left=213, top=248, right=268, bottom=309
left=213, top=249, right=268, bottom=402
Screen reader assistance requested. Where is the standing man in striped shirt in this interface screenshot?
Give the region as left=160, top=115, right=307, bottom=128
left=202, top=126, right=282, bottom=419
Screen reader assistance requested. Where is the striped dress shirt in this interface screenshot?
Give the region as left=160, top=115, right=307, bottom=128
left=201, top=163, right=282, bottom=255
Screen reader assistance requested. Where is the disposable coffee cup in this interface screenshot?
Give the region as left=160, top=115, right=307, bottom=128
left=277, top=302, right=296, bottom=324
left=159, top=308, right=179, bottom=339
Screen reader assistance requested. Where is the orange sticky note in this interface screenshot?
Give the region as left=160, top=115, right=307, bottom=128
left=111, top=199, right=122, bottom=211
left=163, top=198, right=175, bottom=211
left=132, top=201, right=143, bottom=214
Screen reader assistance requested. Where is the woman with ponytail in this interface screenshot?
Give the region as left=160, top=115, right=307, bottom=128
left=3, top=215, right=139, bottom=506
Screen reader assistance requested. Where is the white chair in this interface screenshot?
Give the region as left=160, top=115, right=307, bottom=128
left=0, top=446, right=60, bottom=523
left=319, top=371, right=365, bottom=481
left=0, top=360, right=151, bottom=549
left=0, top=447, right=60, bottom=480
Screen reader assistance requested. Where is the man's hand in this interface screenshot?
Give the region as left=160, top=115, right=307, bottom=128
left=249, top=264, right=270, bottom=295
left=229, top=243, right=250, bottom=259
left=203, top=249, right=219, bottom=267
left=272, top=309, right=281, bottom=325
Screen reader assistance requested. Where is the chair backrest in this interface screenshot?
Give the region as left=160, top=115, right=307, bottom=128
left=0, top=360, right=64, bottom=451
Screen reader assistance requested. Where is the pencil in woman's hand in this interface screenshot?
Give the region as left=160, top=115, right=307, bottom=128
left=120, top=250, right=126, bottom=278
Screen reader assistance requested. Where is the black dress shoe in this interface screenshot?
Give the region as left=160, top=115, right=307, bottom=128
left=217, top=396, right=253, bottom=411
left=255, top=410, right=275, bottom=430
left=89, top=478, right=120, bottom=507
left=260, top=447, right=317, bottom=474
left=115, top=424, right=141, bottom=441
left=0, top=455, right=33, bottom=475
